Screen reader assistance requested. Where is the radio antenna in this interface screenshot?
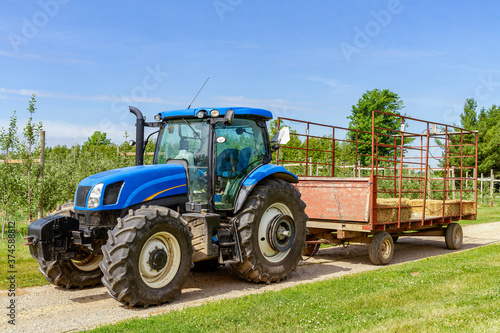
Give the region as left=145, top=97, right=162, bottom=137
left=188, top=77, right=210, bottom=109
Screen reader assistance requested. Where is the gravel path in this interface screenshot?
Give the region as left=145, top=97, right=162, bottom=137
left=3, top=222, right=500, bottom=333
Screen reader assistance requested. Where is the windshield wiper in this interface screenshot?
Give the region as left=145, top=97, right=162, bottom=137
left=181, top=118, right=204, bottom=142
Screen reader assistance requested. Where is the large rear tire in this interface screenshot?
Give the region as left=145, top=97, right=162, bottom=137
left=231, top=178, right=307, bottom=283
left=100, top=206, right=193, bottom=307
left=36, top=202, right=103, bottom=289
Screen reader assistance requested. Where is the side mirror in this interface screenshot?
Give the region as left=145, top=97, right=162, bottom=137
left=224, top=109, right=235, bottom=125
left=129, top=140, right=136, bottom=147
left=271, top=126, right=290, bottom=145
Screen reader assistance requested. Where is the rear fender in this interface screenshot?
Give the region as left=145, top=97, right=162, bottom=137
left=233, top=164, right=298, bottom=214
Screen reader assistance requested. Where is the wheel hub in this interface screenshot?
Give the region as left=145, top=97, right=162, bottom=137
left=267, top=214, right=296, bottom=252
left=148, top=247, right=168, bottom=271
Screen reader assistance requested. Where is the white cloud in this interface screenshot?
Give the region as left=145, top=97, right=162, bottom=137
left=306, top=76, right=351, bottom=93
left=41, top=119, right=135, bottom=147
left=0, top=87, right=185, bottom=105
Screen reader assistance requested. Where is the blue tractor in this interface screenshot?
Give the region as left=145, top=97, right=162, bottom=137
left=26, top=106, right=307, bottom=307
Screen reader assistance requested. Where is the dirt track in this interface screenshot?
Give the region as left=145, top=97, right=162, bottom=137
left=3, top=222, right=500, bottom=333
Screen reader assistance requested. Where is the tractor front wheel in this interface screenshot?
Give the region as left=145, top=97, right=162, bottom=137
left=100, top=206, right=193, bottom=307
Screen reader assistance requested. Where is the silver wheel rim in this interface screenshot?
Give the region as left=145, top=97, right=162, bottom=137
left=380, top=238, right=392, bottom=260
left=72, top=254, right=102, bottom=272
left=258, top=202, right=293, bottom=263
left=139, top=231, right=181, bottom=288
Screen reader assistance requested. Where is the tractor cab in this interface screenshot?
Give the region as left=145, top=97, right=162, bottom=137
left=148, top=107, right=275, bottom=213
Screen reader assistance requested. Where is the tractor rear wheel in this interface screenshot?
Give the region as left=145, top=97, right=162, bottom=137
left=100, top=206, right=193, bottom=307
left=231, top=178, right=307, bottom=283
left=36, top=202, right=103, bottom=289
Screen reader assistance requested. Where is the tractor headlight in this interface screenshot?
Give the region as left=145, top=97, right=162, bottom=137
left=210, top=109, right=220, bottom=117
left=154, top=114, right=162, bottom=122
left=87, top=183, right=104, bottom=209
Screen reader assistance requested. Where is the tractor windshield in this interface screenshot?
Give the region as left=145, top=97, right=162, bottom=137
left=154, top=119, right=209, bottom=202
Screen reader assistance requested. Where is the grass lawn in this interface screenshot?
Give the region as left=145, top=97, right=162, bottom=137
left=1, top=204, right=499, bottom=290
left=86, top=243, right=500, bottom=333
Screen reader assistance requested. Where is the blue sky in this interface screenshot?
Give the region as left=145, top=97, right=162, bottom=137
left=1, top=0, right=499, bottom=147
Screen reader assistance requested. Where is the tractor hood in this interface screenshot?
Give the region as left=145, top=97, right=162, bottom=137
left=74, top=164, right=188, bottom=211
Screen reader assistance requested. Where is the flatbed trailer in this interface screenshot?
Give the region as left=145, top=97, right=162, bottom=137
left=277, top=111, right=478, bottom=264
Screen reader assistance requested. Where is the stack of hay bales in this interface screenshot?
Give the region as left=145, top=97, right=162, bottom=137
left=376, top=198, right=412, bottom=222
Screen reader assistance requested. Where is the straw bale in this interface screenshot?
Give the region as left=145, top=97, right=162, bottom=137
left=409, top=199, right=462, bottom=217
left=376, top=198, right=412, bottom=222
left=461, top=201, right=476, bottom=215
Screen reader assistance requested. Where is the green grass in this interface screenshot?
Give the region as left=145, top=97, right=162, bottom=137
left=0, top=232, right=47, bottom=289
left=1, top=204, right=499, bottom=290
left=86, top=244, right=500, bottom=333
left=460, top=203, right=500, bottom=225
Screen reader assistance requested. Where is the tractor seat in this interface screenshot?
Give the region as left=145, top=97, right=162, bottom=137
left=216, top=149, right=239, bottom=176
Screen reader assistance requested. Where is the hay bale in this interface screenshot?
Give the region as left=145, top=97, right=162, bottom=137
left=376, top=198, right=412, bottom=222
left=409, top=199, right=461, bottom=217
left=461, top=201, right=475, bottom=215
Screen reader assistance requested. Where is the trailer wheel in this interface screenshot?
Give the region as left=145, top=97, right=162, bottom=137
left=231, top=178, right=307, bottom=283
left=445, top=223, right=463, bottom=250
left=369, top=231, right=394, bottom=265
left=100, top=206, right=193, bottom=307
left=36, top=202, right=103, bottom=289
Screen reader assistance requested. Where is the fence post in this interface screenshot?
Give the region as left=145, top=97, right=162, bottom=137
left=490, top=169, right=494, bottom=207
left=481, top=173, right=484, bottom=204
left=37, top=130, right=46, bottom=219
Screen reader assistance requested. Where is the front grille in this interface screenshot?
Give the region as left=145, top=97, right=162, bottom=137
left=103, top=181, right=124, bottom=205
left=76, top=186, right=92, bottom=207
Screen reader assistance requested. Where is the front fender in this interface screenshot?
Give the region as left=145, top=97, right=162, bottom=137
left=233, top=164, right=298, bottom=213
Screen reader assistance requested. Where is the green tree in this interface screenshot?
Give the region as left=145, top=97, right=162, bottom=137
left=347, top=89, right=406, bottom=166
left=477, top=104, right=500, bottom=174
left=84, top=131, right=111, bottom=147
left=18, top=94, right=43, bottom=222
left=460, top=98, right=478, bottom=130
left=0, top=110, right=19, bottom=158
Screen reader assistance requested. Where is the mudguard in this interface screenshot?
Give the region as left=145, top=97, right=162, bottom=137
left=233, top=164, right=298, bottom=213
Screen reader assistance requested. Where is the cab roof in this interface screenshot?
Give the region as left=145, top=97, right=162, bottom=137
left=157, top=107, right=273, bottom=120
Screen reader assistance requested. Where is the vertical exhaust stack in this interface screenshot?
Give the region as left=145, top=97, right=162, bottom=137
left=129, top=106, right=145, bottom=166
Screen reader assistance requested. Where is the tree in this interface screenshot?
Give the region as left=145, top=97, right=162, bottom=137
left=460, top=98, right=478, bottom=130
left=84, top=131, right=111, bottom=147
left=347, top=89, right=406, bottom=166
left=0, top=110, right=19, bottom=158
left=477, top=104, right=500, bottom=174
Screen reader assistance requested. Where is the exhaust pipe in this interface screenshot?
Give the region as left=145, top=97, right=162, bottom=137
left=129, top=106, right=145, bottom=166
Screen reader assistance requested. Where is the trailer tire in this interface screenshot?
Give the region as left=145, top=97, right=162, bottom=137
left=36, top=202, right=103, bottom=289
left=100, top=206, right=193, bottom=307
left=445, top=223, right=463, bottom=250
left=369, top=231, right=394, bottom=265
left=231, top=178, right=307, bottom=283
